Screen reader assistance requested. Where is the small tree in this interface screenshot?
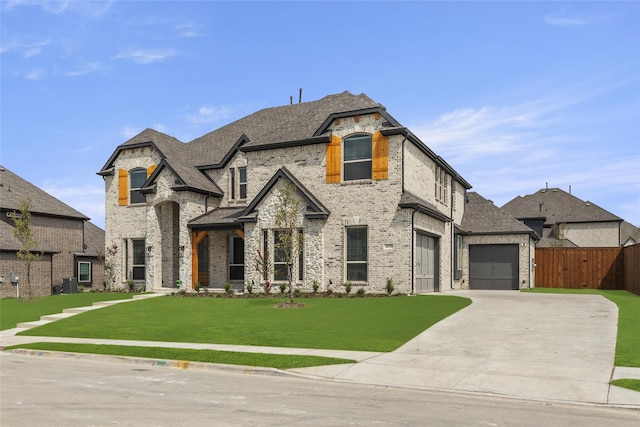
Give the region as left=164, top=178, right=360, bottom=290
left=273, top=182, right=304, bottom=303
left=9, top=199, right=42, bottom=299
left=98, top=242, right=118, bottom=290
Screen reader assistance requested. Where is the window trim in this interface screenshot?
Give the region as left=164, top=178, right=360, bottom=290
left=78, top=261, right=91, bottom=283
left=228, top=235, right=245, bottom=282
left=346, top=226, right=368, bottom=283
left=343, top=134, right=373, bottom=182
left=131, top=239, right=146, bottom=281
left=129, top=168, right=147, bottom=204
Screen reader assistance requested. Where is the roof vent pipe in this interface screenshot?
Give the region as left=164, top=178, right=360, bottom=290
left=569, top=185, right=572, bottom=194
left=299, top=88, right=302, bottom=104
left=290, top=96, right=293, bottom=105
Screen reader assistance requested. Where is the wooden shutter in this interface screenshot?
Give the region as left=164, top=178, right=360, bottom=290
left=372, top=131, right=389, bottom=180
left=118, top=168, right=128, bottom=206
left=326, top=134, right=342, bottom=184
left=147, top=164, right=157, bottom=178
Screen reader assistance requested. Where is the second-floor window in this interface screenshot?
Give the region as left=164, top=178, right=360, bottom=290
left=435, top=166, right=448, bottom=206
left=230, top=166, right=247, bottom=200
left=129, top=168, right=147, bottom=204
left=343, top=134, right=372, bottom=181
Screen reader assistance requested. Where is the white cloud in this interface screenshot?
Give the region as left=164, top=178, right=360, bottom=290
left=187, top=105, right=233, bottom=125
left=42, top=181, right=106, bottom=228
left=66, top=61, right=100, bottom=76
left=2, top=0, right=112, bottom=18
left=544, top=15, right=589, bottom=26
left=1, top=38, right=52, bottom=56
left=24, top=67, right=47, bottom=80
left=123, top=126, right=141, bottom=139
left=175, top=23, right=204, bottom=38
left=112, top=48, right=178, bottom=64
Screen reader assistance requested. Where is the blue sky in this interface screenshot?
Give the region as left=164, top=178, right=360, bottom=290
left=1, top=1, right=639, bottom=229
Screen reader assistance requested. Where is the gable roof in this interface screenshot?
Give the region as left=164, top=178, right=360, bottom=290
left=461, top=192, right=538, bottom=238
left=98, top=128, right=222, bottom=196
left=238, top=166, right=330, bottom=222
left=99, top=91, right=471, bottom=197
left=81, top=221, right=106, bottom=257
left=501, top=188, right=622, bottom=225
left=0, top=165, right=89, bottom=220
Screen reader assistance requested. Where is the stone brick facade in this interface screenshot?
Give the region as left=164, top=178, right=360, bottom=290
left=101, top=92, right=538, bottom=295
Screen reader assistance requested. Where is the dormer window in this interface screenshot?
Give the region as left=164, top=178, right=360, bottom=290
left=129, top=168, right=147, bottom=204
left=343, top=134, right=372, bottom=181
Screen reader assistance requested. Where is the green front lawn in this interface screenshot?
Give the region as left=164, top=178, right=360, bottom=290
left=523, top=288, right=640, bottom=367
left=5, top=342, right=355, bottom=369
left=0, top=293, right=135, bottom=331
left=611, top=379, right=640, bottom=393
left=17, top=296, right=471, bottom=352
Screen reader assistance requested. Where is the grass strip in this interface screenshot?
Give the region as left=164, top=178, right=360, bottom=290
left=4, top=342, right=355, bottom=369
left=611, top=379, right=640, bottom=393
left=0, top=293, right=136, bottom=331
left=522, top=288, right=640, bottom=367
left=18, top=295, right=471, bottom=352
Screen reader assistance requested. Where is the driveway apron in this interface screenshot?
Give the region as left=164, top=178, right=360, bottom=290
left=294, top=291, right=618, bottom=404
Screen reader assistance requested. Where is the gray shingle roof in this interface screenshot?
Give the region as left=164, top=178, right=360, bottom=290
left=398, top=191, right=452, bottom=223
left=461, top=192, right=538, bottom=237
left=621, top=221, right=640, bottom=246
left=82, top=221, right=106, bottom=257
left=501, top=188, right=622, bottom=225
left=0, top=165, right=88, bottom=220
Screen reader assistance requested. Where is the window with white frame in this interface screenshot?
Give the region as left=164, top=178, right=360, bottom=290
left=346, top=226, right=367, bottom=282
left=228, top=236, right=244, bottom=281
left=78, top=261, right=91, bottom=282
left=229, top=166, right=247, bottom=200
left=129, top=168, right=147, bottom=204
left=343, top=134, right=372, bottom=181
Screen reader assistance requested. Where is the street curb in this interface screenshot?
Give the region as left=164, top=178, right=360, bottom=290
left=4, top=348, right=640, bottom=411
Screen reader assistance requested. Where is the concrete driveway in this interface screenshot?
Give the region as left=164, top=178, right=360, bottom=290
left=294, top=291, right=619, bottom=404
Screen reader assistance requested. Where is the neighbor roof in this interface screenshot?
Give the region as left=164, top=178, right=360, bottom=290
left=501, top=188, right=622, bottom=225
left=461, top=192, right=538, bottom=237
left=0, top=165, right=89, bottom=220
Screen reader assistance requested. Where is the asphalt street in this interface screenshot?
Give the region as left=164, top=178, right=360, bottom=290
left=2, top=353, right=639, bottom=427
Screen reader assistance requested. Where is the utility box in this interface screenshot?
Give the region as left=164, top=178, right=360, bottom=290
left=62, top=277, right=78, bottom=294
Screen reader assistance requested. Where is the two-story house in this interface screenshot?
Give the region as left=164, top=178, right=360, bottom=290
left=0, top=166, right=105, bottom=298
left=501, top=188, right=624, bottom=247
left=99, top=91, right=537, bottom=294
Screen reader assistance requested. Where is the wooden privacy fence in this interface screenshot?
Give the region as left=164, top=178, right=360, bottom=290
left=535, top=244, right=640, bottom=294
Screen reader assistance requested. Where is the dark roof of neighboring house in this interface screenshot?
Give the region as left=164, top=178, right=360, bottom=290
left=536, top=227, right=578, bottom=248
left=461, top=192, right=538, bottom=238
left=501, top=188, right=622, bottom=225
left=98, top=91, right=471, bottom=194
left=621, top=221, right=640, bottom=246
left=82, top=221, right=106, bottom=257
left=0, top=165, right=89, bottom=220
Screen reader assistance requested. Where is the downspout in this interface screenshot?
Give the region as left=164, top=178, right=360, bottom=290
left=450, top=180, right=455, bottom=290
left=401, top=132, right=408, bottom=193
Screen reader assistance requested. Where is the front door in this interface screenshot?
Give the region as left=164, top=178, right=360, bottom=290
left=415, top=233, right=437, bottom=293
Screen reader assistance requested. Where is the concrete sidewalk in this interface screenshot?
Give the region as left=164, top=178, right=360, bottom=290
left=1, top=291, right=639, bottom=408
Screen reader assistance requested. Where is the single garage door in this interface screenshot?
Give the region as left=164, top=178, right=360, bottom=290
left=469, top=244, right=519, bottom=290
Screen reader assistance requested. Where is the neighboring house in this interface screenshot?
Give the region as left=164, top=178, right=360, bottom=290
left=620, top=221, right=640, bottom=247
left=0, top=166, right=105, bottom=298
left=501, top=188, right=624, bottom=248
left=98, top=91, right=537, bottom=294
left=459, top=192, right=538, bottom=290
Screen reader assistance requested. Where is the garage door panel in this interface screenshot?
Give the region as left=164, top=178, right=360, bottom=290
left=470, top=245, right=519, bottom=290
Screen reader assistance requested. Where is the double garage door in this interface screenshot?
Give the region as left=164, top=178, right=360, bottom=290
left=469, top=244, right=519, bottom=290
